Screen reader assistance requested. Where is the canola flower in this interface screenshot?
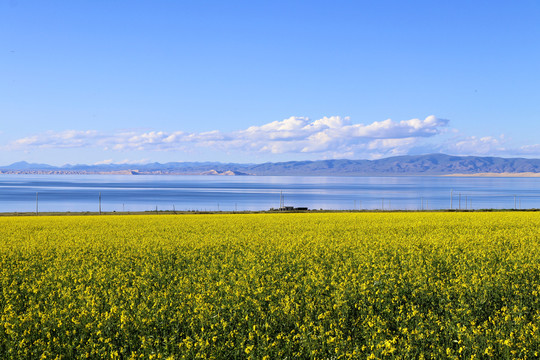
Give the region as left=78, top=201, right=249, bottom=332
left=1, top=212, right=540, bottom=359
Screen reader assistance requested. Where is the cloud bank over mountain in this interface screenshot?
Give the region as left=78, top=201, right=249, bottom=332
left=5, top=115, right=540, bottom=161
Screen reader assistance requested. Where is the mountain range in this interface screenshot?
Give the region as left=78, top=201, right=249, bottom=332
left=2, top=154, right=540, bottom=176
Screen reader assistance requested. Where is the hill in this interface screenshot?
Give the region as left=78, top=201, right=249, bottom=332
left=2, top=154, right=540, bottom=176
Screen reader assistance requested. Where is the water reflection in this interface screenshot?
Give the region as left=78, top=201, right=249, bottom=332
left=0, top=174, right=539, bottom=212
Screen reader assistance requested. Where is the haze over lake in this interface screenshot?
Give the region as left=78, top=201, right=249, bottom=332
left=0, top=175, right=539, bottom=213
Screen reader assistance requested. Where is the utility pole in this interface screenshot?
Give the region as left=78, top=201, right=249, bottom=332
left=36, top=192, right=38, bottom=216
left=514, top=195, right=517, bottom=210
left=99, top=192, right=102, bottom=215
left=450, top=189, right=453, bottom=210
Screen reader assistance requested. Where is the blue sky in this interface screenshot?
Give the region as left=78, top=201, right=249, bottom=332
left=1, top=0, right=539, bottom=165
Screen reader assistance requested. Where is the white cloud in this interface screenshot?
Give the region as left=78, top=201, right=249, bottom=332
left=94, top=158, right=152, bottom=165
left=93, top=159, right=114, bottom=165
left=11, top=130, right=100, bottom=148
left=426, top=133, right=540, bottom=158
left=519, top=144, right=540, bottom=154
left=442, top=135, right=507, bottom=155
left=7, top=115, right=451, bottom=159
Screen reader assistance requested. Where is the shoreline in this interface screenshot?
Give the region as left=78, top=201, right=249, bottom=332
left=1, top=171, right=540, bottom=177
left=1, top=208, right=539, bottom=217
left=443, top=172, right=540, bottom=177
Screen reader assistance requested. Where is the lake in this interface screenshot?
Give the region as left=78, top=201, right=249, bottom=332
left=0, top=174, right=539, bottom=213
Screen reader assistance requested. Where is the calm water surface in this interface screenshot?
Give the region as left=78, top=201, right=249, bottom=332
left=0, top=174, right=539, bottom=212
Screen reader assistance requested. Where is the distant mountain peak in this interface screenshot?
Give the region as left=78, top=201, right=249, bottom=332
left=1, top=154, right=540, bottom=176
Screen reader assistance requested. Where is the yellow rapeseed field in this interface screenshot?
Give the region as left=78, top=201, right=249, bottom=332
left=1, top=212, right=540, bottom=359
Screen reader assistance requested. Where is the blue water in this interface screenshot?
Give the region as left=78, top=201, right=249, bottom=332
left=0, top=174, right=539, bottom=212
